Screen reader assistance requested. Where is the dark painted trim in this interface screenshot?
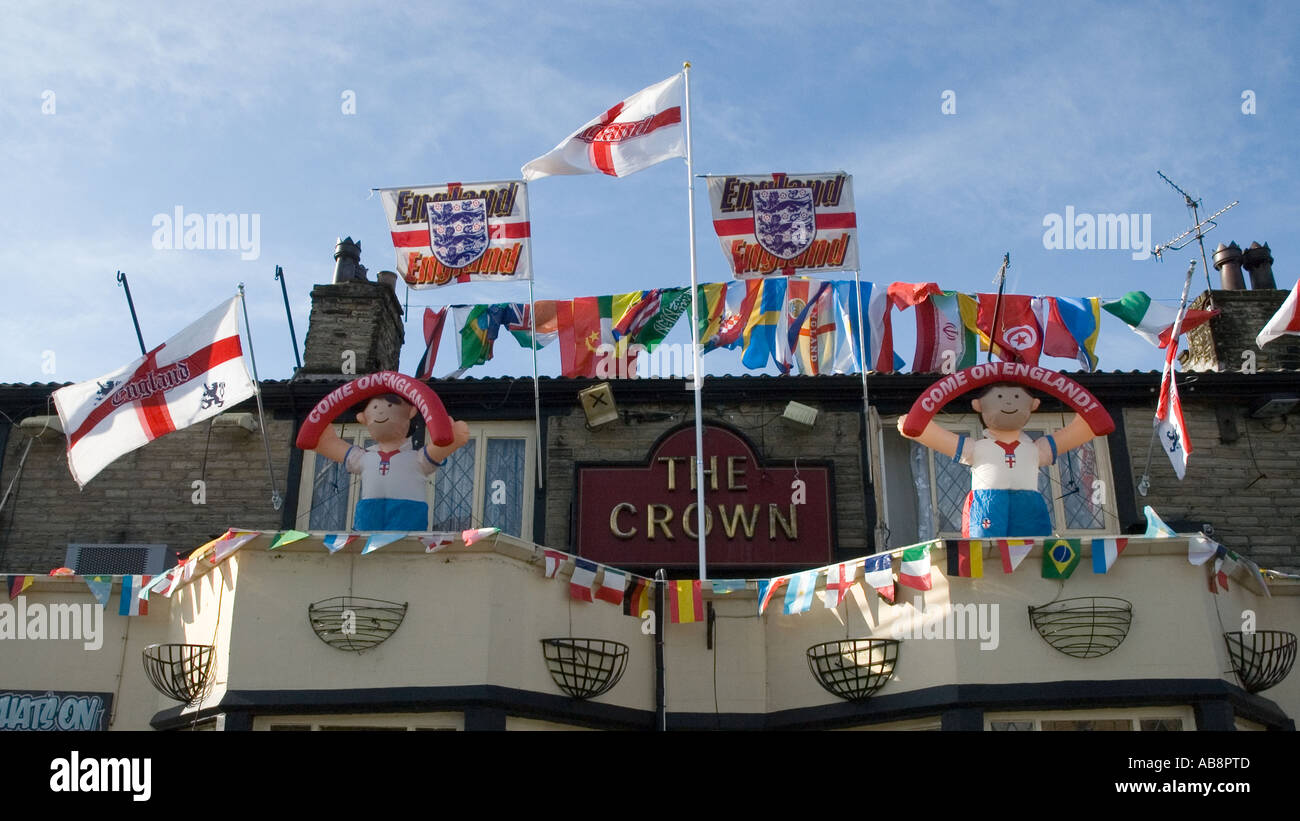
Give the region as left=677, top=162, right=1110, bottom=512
left=149, top=677, right=1293, bottom=731
left=223, top=711, right=253, bottom=731
left=1105, top=422, right=1141, bottom=532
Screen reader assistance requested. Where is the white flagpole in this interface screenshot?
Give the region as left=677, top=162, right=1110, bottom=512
left=528, top=277, right=544, bottom=489
left=237, top=283, right=283, bottom=511
left=853, top=271, right=873, bottom=486
left=683, top=62, right=709, bottom=581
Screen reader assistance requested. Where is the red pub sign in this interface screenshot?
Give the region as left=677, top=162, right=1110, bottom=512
left=575, top=425, right=834, bottom=568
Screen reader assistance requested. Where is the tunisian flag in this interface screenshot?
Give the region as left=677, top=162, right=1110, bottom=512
left=522, top=73, right=685, bottom=180
left=54, top=297, right=256, bottom=487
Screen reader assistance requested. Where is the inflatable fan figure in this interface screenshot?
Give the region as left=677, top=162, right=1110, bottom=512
left=896, top=365, right=1114, bottom=539
left=297, top=372, right=471, bottom=532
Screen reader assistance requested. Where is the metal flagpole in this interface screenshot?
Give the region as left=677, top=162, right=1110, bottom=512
left=529, top=276, right=544, bottom=489
left=116, top=271, right=148, bottom=355
left=986, top=253, right=1010, bottom=363
left=273, top=265, right=302, bottom=371
left=853, top=271, right=873, bottom=485
left=237, top=283, right=283, bottom=511
left=683, top=61, right=709, bottom=581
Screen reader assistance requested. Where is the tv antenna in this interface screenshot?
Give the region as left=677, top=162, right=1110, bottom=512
left=1150, top=171, right=1238, bottom=304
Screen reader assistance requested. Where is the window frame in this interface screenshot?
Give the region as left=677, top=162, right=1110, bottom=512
left=294, top=420, right=535, bottom=540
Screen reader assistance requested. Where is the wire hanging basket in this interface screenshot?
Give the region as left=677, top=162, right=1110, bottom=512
left=1028, top=596, right=1132, bottom=658
left=142, top=643, right=215, bottom=705
left=540, top=638, right=629, bottom=699
left=806, top=639, right=900, bottom=701
left=1223, top=631, right=1297, bottom=694
left=308, top=596, right=408, bottom=653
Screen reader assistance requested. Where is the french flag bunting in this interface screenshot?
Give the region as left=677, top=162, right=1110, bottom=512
left=1091, top=537, right=1128, bottom=574
left=861, top=554, right=895, bottom=602
left=570, top=559, right=598, bottom=602
left=119, top=575, right=150, bottom=616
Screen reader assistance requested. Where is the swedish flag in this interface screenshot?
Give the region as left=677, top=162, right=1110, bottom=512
left=1042, top=538, right=1082, bottom=579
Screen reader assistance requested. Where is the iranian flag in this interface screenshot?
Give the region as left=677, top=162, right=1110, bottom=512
left=1103, top=291, right=1219, bottom=348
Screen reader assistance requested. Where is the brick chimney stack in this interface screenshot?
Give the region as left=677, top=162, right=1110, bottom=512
left=1182, top=241, right=1299, bottom=371
left=299, top=237, right=405, bottom=378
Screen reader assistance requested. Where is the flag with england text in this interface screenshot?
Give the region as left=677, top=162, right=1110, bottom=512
left=706, top=173, right=859, bottom=278
left=523, top=73, right=685, bottom=180
left=378, top=180, right=531, bottom=287
left=54, top=297, right=256, bottom=488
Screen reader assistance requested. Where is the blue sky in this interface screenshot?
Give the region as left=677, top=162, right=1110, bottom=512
left=4, top=0, right=1296, bottom=386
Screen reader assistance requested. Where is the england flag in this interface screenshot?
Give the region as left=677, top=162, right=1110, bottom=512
left=54, top=297, right=256, bottom=487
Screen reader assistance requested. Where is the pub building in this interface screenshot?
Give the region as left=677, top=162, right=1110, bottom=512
left=1, top=250, right=1297, bottom=732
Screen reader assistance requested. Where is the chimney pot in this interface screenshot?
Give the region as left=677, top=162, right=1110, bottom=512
left=1240, top=241, right=1277, bottom=289
left=1213, top=241, right=1245, bottom=290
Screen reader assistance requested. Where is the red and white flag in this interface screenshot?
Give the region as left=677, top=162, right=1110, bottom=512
left=522, top=73, right=685, bottom=181
left=1256, top=277, right=1300, bottom=348
left=1154, top=341, right=1191, bottom=480
left=54, top=298, right=256, bottom=488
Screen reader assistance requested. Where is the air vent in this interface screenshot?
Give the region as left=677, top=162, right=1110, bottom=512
left=65, top=544, right=171, bottom=575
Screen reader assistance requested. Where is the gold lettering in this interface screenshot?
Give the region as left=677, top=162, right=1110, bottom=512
left=682, top=503, right=714, bottom=539
left=727, top=456, right=747, bottom=490
left=768, top=503, right=798, bottom=540
left=658, top=456, right=683, bottom=491
left=689, top=456, right=719, bottom=491
left=647, top=504, right=674, bottom=540
left=718, top=504, right=760, bottom=539
left=609, top=503, right=637, bottom=538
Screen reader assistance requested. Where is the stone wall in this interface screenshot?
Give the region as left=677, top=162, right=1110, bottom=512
left=0, top=413, right=294, bottom=573
left=300, top=281, right=405, bottom=376
left=1183, top=289, right=1300, bottom=372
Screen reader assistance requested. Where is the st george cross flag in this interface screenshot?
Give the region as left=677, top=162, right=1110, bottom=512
left=1092, top=537, right=1128, bottom=574
left=54, top=298, right=256, bottom=488
left=377, top=181, right=531, bottom=287
left=824, top=562, right=856, bottom=609
left=523, top=73, right=685, bottom=181
left=1256, top=277, right=1300, bottom=348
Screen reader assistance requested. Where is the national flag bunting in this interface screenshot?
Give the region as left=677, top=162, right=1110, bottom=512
left=119, top=575, right=150, bottom=616
left=53, top=297, right=257, bottom=488
left=1256, top=276, right=1300, bottom=348
left=1209, top=546, right=1239, bottom=594
left=523, top=73, right=685, bottom=180
left=757, top=576, right=787, bottom=615
left=623, top=577, right=653, bottom=618
left=270, top=530, right=310, bottom=550
left=783, top=570, right=819, bottom=615
left=1103, top=291, right=1218, bottom=348
left=1042, top=538, right=1082, bottom=579
left=543, top=549, right=569, bottom=579
left=669, top=580, right=704, bottom=624
left=420, top=533, right=457, bottom=554
left=1143, top=505, right=1177, bottom=539
left=824, top=563, right=856, bottom=608
left=1188, top=534, right=1220, bottom=567
left=947, top=540, right=984, bottom=578
left=362, top=533, right=404, bottom=555
left=462, top=527, right=500, bottom=546
left=8, top=575, right=34, bottom=600
left=570, top=559, right=598, bottom=602
left=861, top=554, right=895, bottom=602
left=710, top=579, right=747, bottom=595
left=209, top=530, right=258, bottom=565
left=84, top=575, right=113, bottom=608
left=323, top=534, right=357, bottom=554
left=415, top=307, right=448, bottom=379
left=1091, top=537, right=1128, bottom=574
left=999, top=539, right=1034, bottom=574
left=898, top=545, right=933, bottom=590
left=595, top=567, right=625, bottom=605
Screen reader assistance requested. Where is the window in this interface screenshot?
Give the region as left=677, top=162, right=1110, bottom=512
left=986, top=707, right=1193, bottom=731
left=878, top=412, right=1118, bottom=545
left=295, top=421, right=535, bottom=540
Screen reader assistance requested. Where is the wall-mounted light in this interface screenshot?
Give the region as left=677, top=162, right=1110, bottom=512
left=18, top=416, right=63, bottom=438
left=782, top=401, right=817, bottom=429
left=1250, top=395, right=1298, bottom=419
left=579, top=383, right=619, bottom=428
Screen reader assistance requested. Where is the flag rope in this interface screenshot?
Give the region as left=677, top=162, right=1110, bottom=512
left=238, top=284, right=283, bottom=511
